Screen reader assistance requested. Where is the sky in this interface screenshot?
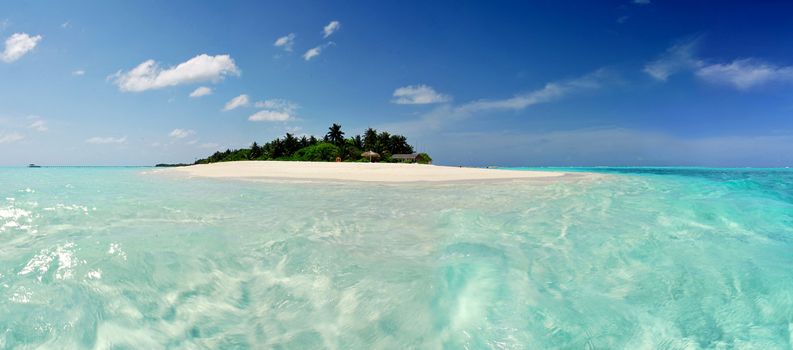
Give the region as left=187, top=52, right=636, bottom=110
left=1, top=1, right=793, bottom=167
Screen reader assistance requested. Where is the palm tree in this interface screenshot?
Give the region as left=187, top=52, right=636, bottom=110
left=363, top=128, right=378, bottom=151
left=325, top=123, right=345, bottom=146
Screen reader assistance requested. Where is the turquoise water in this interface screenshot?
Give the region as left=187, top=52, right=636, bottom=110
left=1, top=167, right=792, bottom=348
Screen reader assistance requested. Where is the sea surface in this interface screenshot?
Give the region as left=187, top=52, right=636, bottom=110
left=1, top=166, right=792, bottom=349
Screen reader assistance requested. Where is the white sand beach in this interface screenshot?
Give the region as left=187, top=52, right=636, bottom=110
left=161, top=161, right=575, bottom=183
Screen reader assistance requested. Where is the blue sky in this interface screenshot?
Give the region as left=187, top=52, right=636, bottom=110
left=2, top=1, right=793, bottom=166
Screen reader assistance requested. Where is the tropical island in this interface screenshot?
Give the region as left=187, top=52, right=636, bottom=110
left=161, top=122, right=573, bottom=183
left=194, top=123, right=432, bottom=164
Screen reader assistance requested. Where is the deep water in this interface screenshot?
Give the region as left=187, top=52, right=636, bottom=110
left=1, top=167, right=792, bottom=348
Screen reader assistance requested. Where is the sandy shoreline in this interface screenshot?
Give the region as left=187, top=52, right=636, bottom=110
left=158, top=161, right=580, bottom=183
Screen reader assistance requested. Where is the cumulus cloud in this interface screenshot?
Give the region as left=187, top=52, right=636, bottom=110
left=696, top=59, right=793, bottom=90
left=303, top=42, right=335, bottom=61
left=323, top=21, right=340, bottom=38
left=72, top=69, right=85, bottom=76
left=28, top=119, right=47, bottom=132
left=85, top=136, right=127, bottom=144
left=111, top=54, right=240, bottom=92
left=643, top=37, right=703, bottom=81
left=384, top=69, right=610, bottom=134
left=249, top=98, right=299, bottom=122
left=0, top=132, right=23, bottom=144
left=223, top=94, right=250, bottom=111
left=274, top=33, right=296, bottom=52
left=189, top=86, right=212, bottom=98
left=1, top=33, right=43, bottom=63
left=392, top=85, right=451, bottom=105
left=169, top=128, right=195, bottom=139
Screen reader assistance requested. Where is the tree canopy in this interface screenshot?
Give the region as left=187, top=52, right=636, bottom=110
left=194, top=123, right=427, bottom=164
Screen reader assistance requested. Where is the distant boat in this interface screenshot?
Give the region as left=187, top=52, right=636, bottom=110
left=28, top=164, right=41, bottom=168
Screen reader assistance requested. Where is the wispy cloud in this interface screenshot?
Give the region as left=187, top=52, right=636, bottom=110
left=111, top=54, right=240, bottom=92
left=189, top=86, right=212, bottom=98
left=303, top=42, right=335, bottom=61
left=0, top=132, right=23, bottom=144
left=28, top=119, right=47, bottom=132
left=385, top=69, right=610, bottom=134
left=1, top=33, right=43, bottom=63
left=223, top=94, right=250, bottom=111
left=169, top=129, right=195, bottom=139
left=646, top=36, right=793, bottom=89
left=61, top=21, right=71, bottom=29
left=274, top=33, right=296, bottom=52
left=72, top=69, right=85, bottom=76
left=643, top=37, right=703, bottom=81
left=633, top=0, right=651, bottom=4
left=392, top=85, right=451, bottom=105
left=696, top=59, right=793, bottom=90
left=323, top=21, right=341, bottom=38
left=249, top=98, right=299, bottom=122
left=85, top=136, right=127, bottom=144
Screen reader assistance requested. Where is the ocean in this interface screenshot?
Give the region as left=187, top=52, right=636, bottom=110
left=1, top=167, right=792, bottom=348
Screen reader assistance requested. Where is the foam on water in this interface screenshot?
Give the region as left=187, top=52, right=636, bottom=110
left=0, top=167, right=792, bottom=348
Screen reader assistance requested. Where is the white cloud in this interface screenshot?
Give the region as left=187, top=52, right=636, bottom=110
left=72, top=69, right=85, bottom=76
left=696, top=59, right=793, bottom=90
left=458, top=70, right=605, bottom=113
left=633, top=0, right=651, bottom=4
left=392, top=85, right=451, bottom=105
left=223, top=94, right=250, bottom=111
left=303, top=47, right=321, bottom=61
left=85, top=136, right=127, bottom=144
left=61, top=21, right=71, bottom=29
left=248, top=110, right=293, bottom=122
left=254, top=98, right=298, bottom=111
left=249, top=98, right=299, bottom=122
left=302, top=42, right=335, bottom=61
left=111, top=54, right=240, bottom=92
left=323, top=21, right=341, bottom=38
left=28, top=120, right=47, bottom=132
left=169, top=129, right=195, bottom=139
left=646, top=37, right=793, bottom=90
left=384, top=69, right=609, bottom=134
left=0, top=132, right=23, bottom=144
left=1, top=33, right=43, bottom=63
left=643, top=37, right=702, bottom=81
left=189, top=86, right=212, bottom=98
left=274, top=33, right=296, bottom=52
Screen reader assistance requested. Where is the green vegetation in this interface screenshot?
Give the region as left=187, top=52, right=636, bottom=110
left=194, top=123, right=428, bottom=164
left=416, top=153, right=432, bottom=164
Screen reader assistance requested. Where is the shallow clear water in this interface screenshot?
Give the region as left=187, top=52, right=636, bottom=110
left=1, top=167, right=792, bottom=349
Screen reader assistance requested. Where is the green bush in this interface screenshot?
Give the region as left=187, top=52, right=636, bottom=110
left=416, top=153, right=432, bottom=164
left=292, top=143, right=340, bottom=161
